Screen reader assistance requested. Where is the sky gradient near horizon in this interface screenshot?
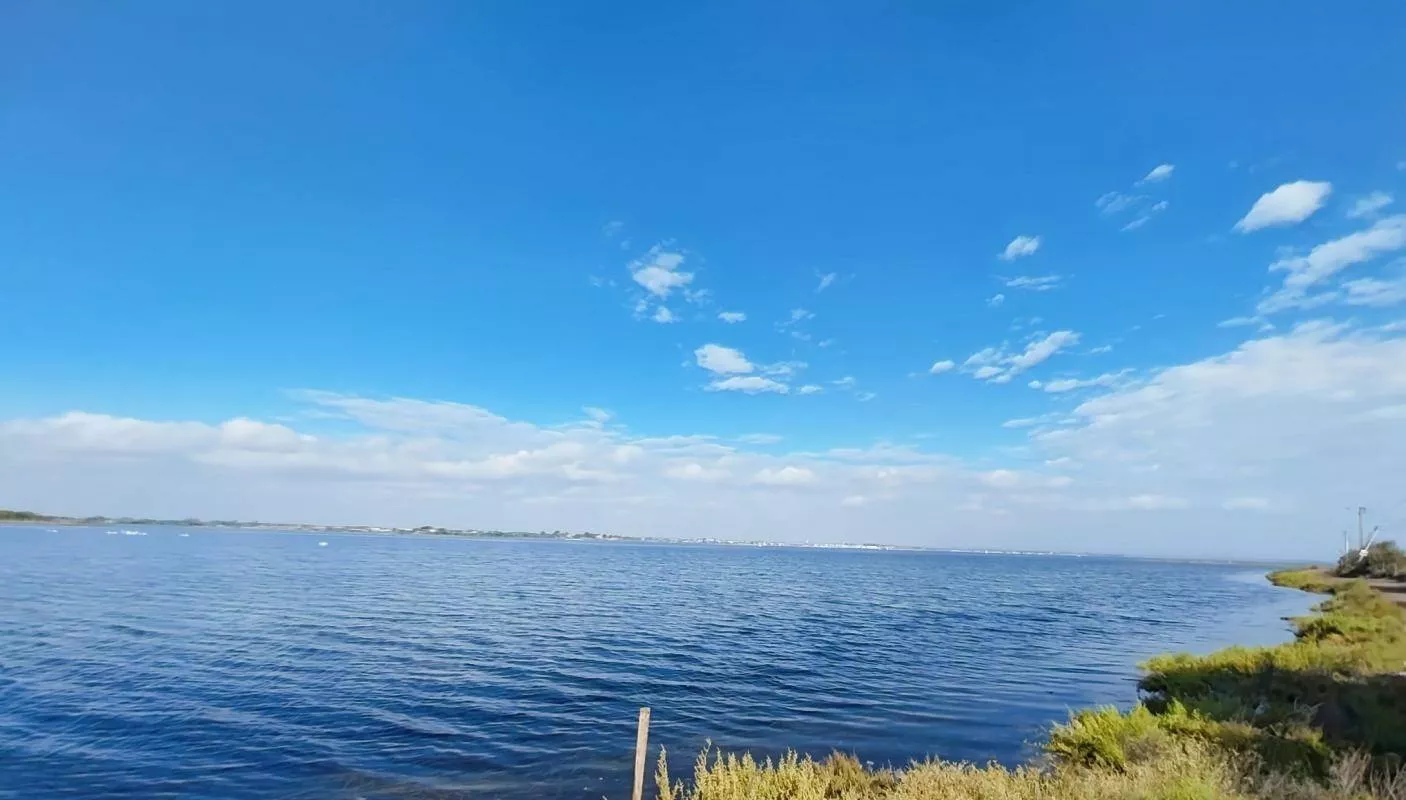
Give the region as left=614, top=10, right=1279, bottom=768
left=3, top=2, right=1406, bottom=559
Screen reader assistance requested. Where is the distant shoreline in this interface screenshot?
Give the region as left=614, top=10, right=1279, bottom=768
left=0, top=509, right=1297, bottom=565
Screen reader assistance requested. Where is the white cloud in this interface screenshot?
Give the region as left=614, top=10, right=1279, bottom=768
left=706, top=376, right=789, bottom=394
left=786, top=308, right=814, bottom=323
left=1122, top=201, right=1168, bottom=232
left=694, top=344, right=753, bottom=375
left=717, top=311, right=747, bottom=324
left=1088, top=345, right=1114, bottom=355
left=1008, top=331, right=1081, bottom=374
left=1342, top=270, right=1406, bottom=307
left=1347, top=191, right=1393, bottom=219
left=1218, top=316, right=1268, bottom=328
left=840, top=495, right=867, bottom=507
left=582, top=407, right=613, bottom=424
left=652, top=306, right=677, bottom=324
left=753, top=466, right=817, bottom=486
left=629, top=246, right=694, bottom=297
left=815, top=272, right=838, bottom=292
left=986, top=293, right=1006, bottom=307
left=797, top=384, right=823, bottom=395
left=1029, top=371, right=1129, bottom=393
left=1096, top=191, right=1142, bottom=215
left=928, top=360, right=956, bottom=375
left=999, top=235, right=1041, bottom=261
left=762, top=360, right=807, bottom=378
left=1030, top=321, right=1406, bottom=537
left=664, top=462, right=731, bottom=482
left=832, top=376, right=857, bottom=389
left=1124, top=494, right=1189, bottom=510
left=857, top=391, right=878, bottom=402
left=1258, top=214, right=1406, bottom=313
left=1138, top=164, right=1175, bottom=184
left=964, top=331, right=1081, bottom=384
left=737, top=433, right=782, bottom=445
left=1234, top=180, right=1332, bottom=232
left=603, top=220, right=625, bottom=238
left=1004, top=275, right=1063, bottom=292
left=7, top=331, right=1405, bottom=560
left=1223, top=496, right=1271, bottom=511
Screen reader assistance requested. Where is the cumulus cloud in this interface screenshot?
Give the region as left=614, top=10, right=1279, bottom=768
left=797, top=384, right=823, bottom=395
left=4, top=326, right=1405, bottom=559
left=1000, top=235, right=1041, bottom=261
left=987, top=293, right=1006, bottom=308
left=1030, top=321, right=1406, bottom=540
left=718, top=311, right=747, bottom=323
left=694, top=344, right=753, bottom=375
left=652, top=306, right=677, bottom=324
left=1347, top=192, right=1394, bottom=219
left=629, top=246, right=693, bottom=297
left=928, top=360, right=956, bottom=375
left=1235, top=180, right=1332, bottom=232
left=753, top=465, right=817, bottom=486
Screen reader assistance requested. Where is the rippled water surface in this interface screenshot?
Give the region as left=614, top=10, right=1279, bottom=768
left=0, top=526, right=1313, bottom=798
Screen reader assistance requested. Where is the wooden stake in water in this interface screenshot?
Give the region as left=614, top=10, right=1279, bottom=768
left=632, top=707, right=651, bottom=800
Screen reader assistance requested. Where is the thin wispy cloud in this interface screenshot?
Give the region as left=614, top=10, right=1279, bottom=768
left=1003, top=275, right=1063, bottom=292
left=1347, top=191, right=1393, bottom=219
left=962, top=331, right=1082, bottom=384
left=815, top=272, right=838, bottom=292
left=1137, top=164, right=1175, bottom=184
left=1257, top=214, right=1406, bottom=313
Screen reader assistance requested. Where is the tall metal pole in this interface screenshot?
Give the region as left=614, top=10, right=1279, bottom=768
left=1358, top=506, right=1367, bottom=550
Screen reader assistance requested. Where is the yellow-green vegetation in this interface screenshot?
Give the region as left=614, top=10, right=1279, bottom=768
left=651, top=575, right=1406, bottom=799
left=653, top=745, right=1404, bottom=799
left=1268, top=567, right=1340, bottom=594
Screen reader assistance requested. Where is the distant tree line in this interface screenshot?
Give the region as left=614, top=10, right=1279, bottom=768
left=0, top=509, right=52, bottom=522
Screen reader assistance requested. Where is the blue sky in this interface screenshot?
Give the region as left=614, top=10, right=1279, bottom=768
left=3, top=2, right=1405, bottom=558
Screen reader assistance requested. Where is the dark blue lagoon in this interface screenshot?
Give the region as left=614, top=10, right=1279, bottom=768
left=0, top=526, right=1314, bottom=798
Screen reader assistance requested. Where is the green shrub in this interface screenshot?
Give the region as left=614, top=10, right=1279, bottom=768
left=1335, top=541, right=1406, bottom=580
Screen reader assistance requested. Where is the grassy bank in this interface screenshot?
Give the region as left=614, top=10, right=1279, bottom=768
left=651, top=571, right=1406, bottom=799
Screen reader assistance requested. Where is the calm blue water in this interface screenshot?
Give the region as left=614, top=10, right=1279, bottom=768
left=0, top=525, right=1314, bottom=799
